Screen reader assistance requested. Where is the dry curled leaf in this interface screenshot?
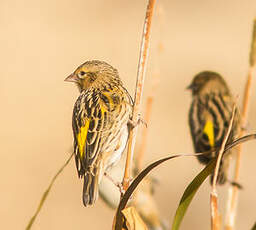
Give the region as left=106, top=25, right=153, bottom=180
left=132, top=175, right=167, bottom=230
left=122, top=207, right=148, bottom=230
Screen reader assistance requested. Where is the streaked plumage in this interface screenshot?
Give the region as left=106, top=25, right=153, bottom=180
left=188, top=71, right=240, bottom=184
left=65, top=60, right=132, bottom=206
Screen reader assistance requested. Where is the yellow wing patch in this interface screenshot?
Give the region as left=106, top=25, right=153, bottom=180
left=203, top=120, right=215, bottom=147
left=101, top=106, right=107, bottom=116
left=77, top=119, right=90, bottom=158
left=102, top=91, right=114, bottom=107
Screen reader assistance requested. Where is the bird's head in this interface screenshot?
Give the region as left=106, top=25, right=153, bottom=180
left=65, top=60, right=121, bottom=92
left=187, top=71, right=229, bottom=96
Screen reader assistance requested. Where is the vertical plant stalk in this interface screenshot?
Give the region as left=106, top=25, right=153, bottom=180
left=136, top=4, right=163, bottom=172
left=136, top=93, right=153, bottom=171
left=122, top=0, right=157, bottom=191
left=136, top=75, right=159, bottom=171
left=211, top=106, right=236, bottom=230
left=225, top=19, right=256, bottom=230
left=25, top=153, right=74, bottom=230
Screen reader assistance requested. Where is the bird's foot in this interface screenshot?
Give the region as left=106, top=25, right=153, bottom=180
left=128, top=114, right=147, bottom=129
left=104, top=172, right=125, bottom=194
left=229, top=180, right=243, bottom=189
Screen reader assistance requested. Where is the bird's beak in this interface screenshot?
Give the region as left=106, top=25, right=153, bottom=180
left=64, top=73, right=79, bottom=83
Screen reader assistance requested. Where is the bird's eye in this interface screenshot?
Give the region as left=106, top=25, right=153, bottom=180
left=79, top=71, right=86, bottom=78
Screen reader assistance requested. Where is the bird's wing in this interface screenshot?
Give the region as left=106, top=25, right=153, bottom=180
left=189, top=93, right=236, bottom=154
left=72, top=88, right=131, bottom=176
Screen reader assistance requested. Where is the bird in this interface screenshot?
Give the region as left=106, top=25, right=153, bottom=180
left=65, top=60, right=132, bottom=206
left=187, top=71, right=240, bottom=185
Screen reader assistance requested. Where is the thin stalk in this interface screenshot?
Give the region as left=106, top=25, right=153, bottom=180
left=26, top=153, right=74, bottom=230
left=225, top=19, right=256, bottom=230
left=136, top=74, right=159, bottom=171
left=136, top=3, right=163, bottom=172
left=210, top=106, right=236, bottom=230
left=122, top=0, right=157, bottom=191
left=136, top=95, right=153, bottom=171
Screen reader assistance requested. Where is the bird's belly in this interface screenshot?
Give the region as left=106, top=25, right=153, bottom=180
left=104, top=126, right=129, bottom=171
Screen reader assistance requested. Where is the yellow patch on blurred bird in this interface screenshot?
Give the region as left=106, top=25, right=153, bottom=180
left=188, top=71, right=241, bottom=185
left=203, top=120, right=215, bottom=147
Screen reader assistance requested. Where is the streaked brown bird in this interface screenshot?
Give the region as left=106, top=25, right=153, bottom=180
left=188, top=71, right=240, bottom=184
left=65, top=60, right=132, bottom=206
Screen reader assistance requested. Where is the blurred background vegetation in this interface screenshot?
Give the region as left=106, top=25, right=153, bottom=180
left=1, top=0, right=256, bottom=229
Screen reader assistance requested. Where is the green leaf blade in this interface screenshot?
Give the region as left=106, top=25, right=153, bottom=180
left=171, top=159, right=216, bottom=230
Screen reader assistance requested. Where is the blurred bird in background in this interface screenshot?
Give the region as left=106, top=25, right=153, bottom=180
left=65, top=60, right=132, bottom=206
left=188, top=71, right=240, bottom=185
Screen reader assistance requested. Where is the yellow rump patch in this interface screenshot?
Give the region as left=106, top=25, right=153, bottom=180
left=203, top=120, right=215, bottom=147
left=77, top=119, right=90, bottom=158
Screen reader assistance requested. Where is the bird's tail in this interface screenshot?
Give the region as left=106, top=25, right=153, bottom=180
left=83, top=167, right=101, bottom=206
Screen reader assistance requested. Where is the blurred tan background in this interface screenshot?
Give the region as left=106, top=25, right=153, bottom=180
left=1, top=0, right=256, bottom=229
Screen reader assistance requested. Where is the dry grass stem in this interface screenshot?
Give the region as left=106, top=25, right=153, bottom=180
left=136, top=95, right=153, bottom=171
left=210, top=193, right=221, bottom=230
left=136, top=74, right=159, bottom=171
left=26, top=153, right=74, bottom=230
left=210, top=106, right=236, bottom=230
left=212, top=106, right=236, bottom=191
left=136, top=3, right=163, bottom=172
left=225, top=19, right=256, bottom=230
left=122, top=0, right=157, bottom=191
